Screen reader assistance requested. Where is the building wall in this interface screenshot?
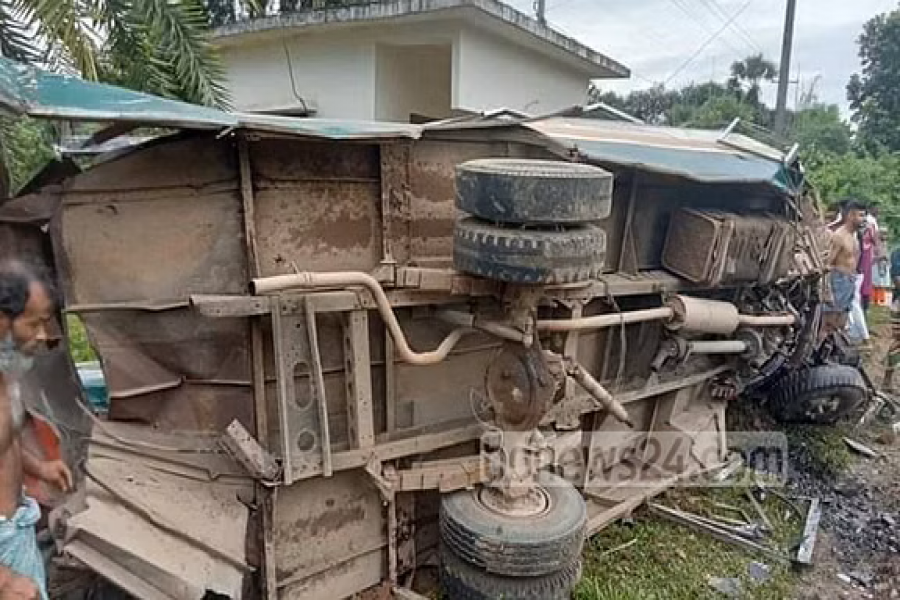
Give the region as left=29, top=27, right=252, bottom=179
left=375, top=44, right=452, bottom=122
left=219, top=20, right=591, bottom=119
left=455, top=26, right=589, bottom=114
left=220, top=36, right=377, bottom=119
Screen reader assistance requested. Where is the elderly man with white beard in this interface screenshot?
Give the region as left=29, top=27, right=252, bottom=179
left=0, top=261, right=72, bottom=600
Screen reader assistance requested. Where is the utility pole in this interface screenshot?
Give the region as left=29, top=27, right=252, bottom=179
left=535, top=0, right=546, bottom=24
left=774, top=0, right=797, bottom=135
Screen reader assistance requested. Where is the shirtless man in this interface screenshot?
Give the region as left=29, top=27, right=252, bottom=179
left=823, top=200, right=865, bottom=339
left=0, top=262, right=73, bottom=600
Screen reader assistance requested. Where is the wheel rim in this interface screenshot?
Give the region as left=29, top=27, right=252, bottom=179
left=478, top=485, right=552, bottom=518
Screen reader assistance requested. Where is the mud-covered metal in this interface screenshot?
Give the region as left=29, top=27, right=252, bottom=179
left=526, top=117, right=801, bottom=190
left=485, top=342, right=557, bottom=430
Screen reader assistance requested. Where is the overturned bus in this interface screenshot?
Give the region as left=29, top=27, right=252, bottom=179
left=0, top=58, right=865, bottom=600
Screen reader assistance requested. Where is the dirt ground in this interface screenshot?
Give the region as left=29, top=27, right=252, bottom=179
left=792, top=310, right=900, bottom=600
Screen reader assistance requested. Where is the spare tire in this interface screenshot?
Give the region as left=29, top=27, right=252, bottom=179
left=767, top=364, right=868, bottom=425
left=456, top=159, right=613, bottom=225
left=440, top=471, right=587, bottom=577
left=454, top=218, right=606, bottom=285
left=440, top=548, right=582, bottom=600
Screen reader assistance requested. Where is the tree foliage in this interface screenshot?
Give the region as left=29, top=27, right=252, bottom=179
left=848, top=6, right=900, bottom=152
left=0, top=0, right=232, bottom=108
left=0, top=117, right=56, bottom=195
left=728, top=54, right=777, bottom=108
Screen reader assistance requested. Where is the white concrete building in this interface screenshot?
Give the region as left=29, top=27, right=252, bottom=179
left=213, top=0, right=629, bottom=122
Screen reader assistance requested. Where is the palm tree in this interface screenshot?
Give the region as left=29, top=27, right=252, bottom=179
left=728, top=54, right=778, bottom=107
left=0, top=0, right=257, bottom=108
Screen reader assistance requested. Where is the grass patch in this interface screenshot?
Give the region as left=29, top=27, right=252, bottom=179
left=577, top=485, right=802, bottom=600
left=786, top=424, right=853, bottom=477
left=66, top=314, right=98, bottom=363
left=867, top=305, right=890, bottom=329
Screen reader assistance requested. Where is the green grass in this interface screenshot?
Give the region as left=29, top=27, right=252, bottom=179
left=868, top=305, right=891, bottom=329
left=576, top=485, right=802, bottom=600
left=786, top=423, right=853, bottom=477
left=66, top=314, right=98, bottom=363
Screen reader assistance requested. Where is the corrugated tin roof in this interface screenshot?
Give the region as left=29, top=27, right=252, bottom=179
left=527, top=117, right=798, bottom=191
left=0, top=57, right=236, bottom=128
left=1, top=57, right=798, bottom=188
left=0, top=57, right=421, bottom=140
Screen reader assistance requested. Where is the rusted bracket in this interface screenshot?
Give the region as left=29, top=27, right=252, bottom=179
left=365, top=457, right=399, bottom=586
left=365, top=456, right=396, bottom=503
left=219, top=419, right=281, bottom=483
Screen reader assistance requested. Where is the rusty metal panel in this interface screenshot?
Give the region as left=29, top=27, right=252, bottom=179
left=249, top=140, right=382, bottom=277
left=405, top=139, right=560, bottom=264
left=392, top=316, right=496, bottom=429
left=274, top=470, right=385, bottom=599
left=57, top=135, right=252, bottom=431
left=407, top=140, right=507, bottom=262
left=65, top=135, right=237, bottom=195
left=662, top=208, right=797, bottom=286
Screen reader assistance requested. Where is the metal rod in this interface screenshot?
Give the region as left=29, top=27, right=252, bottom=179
left=687, top=340, right=748, bottom=355
left=537, top=307, right=675, bottom=332
left=567, top=361, right=633, bottom=426
left=737, top=314, right=796, bottom=327
left=251, top=274, right=792, bottom=364
left=252, top=272, right=470, bottom=366
left=305, top=300, right=333, bottom=477
left=436, top=310, right=527, bottom=342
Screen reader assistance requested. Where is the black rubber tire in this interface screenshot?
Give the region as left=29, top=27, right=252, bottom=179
left=440, top=546, right=582, bottom=600
left=453, top=218, right=606, bottom=285
left=456, top=159, right=613, bottom=225
left=767, top=364, right=868, bottom=425
left=440, top=471, right=587, bottom=578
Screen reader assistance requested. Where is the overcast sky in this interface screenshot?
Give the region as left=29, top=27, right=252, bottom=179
left=505, top=0, right=897, bottom=114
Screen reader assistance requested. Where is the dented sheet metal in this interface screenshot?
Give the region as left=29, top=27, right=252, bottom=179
left=0, top=57, right=421, bottom=140
left=0, top=57, right=234, bottom=127
left=526, top=117, right=799, bottom=190
left=62, top=424, right=253, bottom=600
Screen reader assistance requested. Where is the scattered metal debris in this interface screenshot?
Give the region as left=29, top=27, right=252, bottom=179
left=711, top=454, right=745, bottom=483
left=745, top=489, right=774, bottom=532
left=598, top=538, right=638, bottom=558
left=843, top=437, right=880, bottom=459
left=795, top=497, right=822, bottom=566
left=747, top=561, right=771, bottom=584
left=713, top=502, right=753, bottom=524
left=647, top=503, right=788, bottom=562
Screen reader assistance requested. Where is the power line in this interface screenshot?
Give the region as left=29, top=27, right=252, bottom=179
left=665, top=0, right=747, bottom=57
left=694, top=0, right=762, bottom=53
left=664, top=0, right=753, bottom=85
left=545, top=16, right=659, bottom=85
